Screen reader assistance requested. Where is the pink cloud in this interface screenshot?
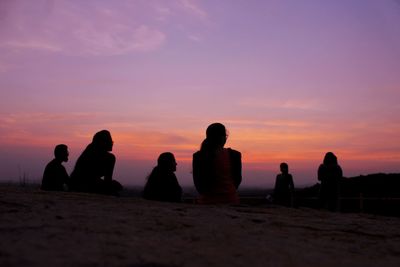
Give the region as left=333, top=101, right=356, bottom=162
left=239, top=97, right=322, bottom=111
left=0, top=61, right=14, bottom=73
left=0, top=1, right=166, bottom=56
left=0, top=40, right=62, bottom=52
left=178, top=0, right=208, bottom=21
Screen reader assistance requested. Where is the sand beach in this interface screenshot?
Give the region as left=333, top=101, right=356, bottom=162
left=1, top=184, right=400, bottom=267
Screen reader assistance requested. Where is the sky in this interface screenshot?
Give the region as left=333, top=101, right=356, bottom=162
left=0, top=0, right=400, bottom=187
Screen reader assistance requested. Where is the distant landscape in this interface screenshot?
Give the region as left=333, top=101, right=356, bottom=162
left=296, top=173, right=400, bottom=216
left=3, top=172, right=399, bottom=217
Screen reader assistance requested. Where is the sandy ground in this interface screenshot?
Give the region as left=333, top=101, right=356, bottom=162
left=1, top=185, right=400, bottom=267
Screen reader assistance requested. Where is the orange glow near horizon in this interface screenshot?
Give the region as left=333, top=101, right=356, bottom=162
left=2, top=118, right=399, bottom=170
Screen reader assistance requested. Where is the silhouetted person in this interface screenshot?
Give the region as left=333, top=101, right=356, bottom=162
left=274, top=162, right=294, bottom=207
left=70, top=130, right=122, bottom=195
left=41, top=144, right=70, bottom=191
left=143, top=152, right=182, bottom=202
left=193, top=123, right=242, bottom=204
left=318, top=152, right=343, bottom=211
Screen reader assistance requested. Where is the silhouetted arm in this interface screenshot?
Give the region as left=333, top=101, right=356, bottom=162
left=60, top=165, right=69, bottom=190
left=193, top=152, right=203, bottom=193
left=229, top=149, right=242, bottom=188
left=41, top=161, right=52, bottom=190
left=192, top=152, right=211, bottom=194
left=289, top=174, right=294, bottom=192
left=317, top=165, right=325, bottom=182
left=104, top=153, right=116, bottom=183
left=273, top=175, right=279, bottom=196
left=338, top=165, right=343, bottom=178
left=171, top=173, right=183, bottom=202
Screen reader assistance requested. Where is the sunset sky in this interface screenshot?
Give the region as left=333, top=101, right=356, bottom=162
left=1, top=0, right=399, bottom=187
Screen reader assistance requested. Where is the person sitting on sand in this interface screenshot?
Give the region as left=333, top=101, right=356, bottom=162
left=318, top=152, right=343, bottom=211
left=143, top=152, right=182, bottom=202
left=41, top=144, right=70, bottom=191
left=193, top=123, right=242, bottom=204
left=70, top=130, right=122, bottom=195
left=273, top=162, right=295, bottom=207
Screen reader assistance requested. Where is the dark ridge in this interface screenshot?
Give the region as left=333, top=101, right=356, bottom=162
left=296, top=173, right=400, bottom=216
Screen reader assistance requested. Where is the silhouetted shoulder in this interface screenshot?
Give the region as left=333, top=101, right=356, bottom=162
left=104, top=152, right=116, bottom=163
left=227, top=148, right=241, bottom=159
left=108, top=152, right=116, bottom=159
left=192, top=150, right=210, bottom=194
left=227, top=148, right=242, bottom=188
left=227, top=148, right=240, bottom=154
left=193, top=150, right=202, bottom=159
left=192, top=150, right=208, bottom=164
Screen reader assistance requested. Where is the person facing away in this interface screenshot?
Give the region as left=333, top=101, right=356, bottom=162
left=318, top=152, right=343, bottom=211
left=143, top=152, right=182, bottom=202
left=70, top=130, right=122, bottom=195
left=192, top=123, right=242, bottom=204
left=273, top=162, right=295, bottom=207
left=41, top=144, right=70, bottom=191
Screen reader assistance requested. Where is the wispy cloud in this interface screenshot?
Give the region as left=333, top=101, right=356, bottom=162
left=0, top=0, right=215, bottom=57
left=0, top=111, right=201, bottom=166
left=224, top=118, right=312, bottom=128
left=187, top=34, right=203, bottom=42
left=72, top=24, right=166, bottom=55
left=177, top=0, right=208, bottom=21
left=239, top=97, right=322, bottom=111
left=0, top=40, right=62, bottom=52
left=154, top=5, right=173, bottom=22
left=0, top=1, right=166, bottom=56
left=0, top=61, right=14, bottom=73
left=0, top=112, right=111, bottom=145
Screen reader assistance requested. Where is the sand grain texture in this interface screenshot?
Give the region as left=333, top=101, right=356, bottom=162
left=1, top=185, right=399, bottom=267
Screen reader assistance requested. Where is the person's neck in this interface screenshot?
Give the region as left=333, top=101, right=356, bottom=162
left=54, top=158, right=64, bottom=164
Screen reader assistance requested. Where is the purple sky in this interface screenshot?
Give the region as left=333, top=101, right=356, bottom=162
left=1, top=0, right=400, bottom=187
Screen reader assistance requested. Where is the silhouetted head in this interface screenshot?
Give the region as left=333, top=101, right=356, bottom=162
left=323, top=152, right=338, bottom=165
left=280, top=162, right=289, bottom=174
left=92, top=130, right=113, bottom=152
left=201, top=123, right=228, bottom=151
left=157, top=152, right=177, bottom=172
left=54, top=144, right=69, bottom=162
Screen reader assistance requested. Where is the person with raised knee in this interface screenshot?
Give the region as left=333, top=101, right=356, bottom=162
left=70, top=130, right=122, bottom=195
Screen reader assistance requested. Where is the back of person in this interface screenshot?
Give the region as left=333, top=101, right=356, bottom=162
left=273, top=162, right=294, bottom=206
left=318, top=152, right=343, bottom=211
left=41, top=159, right=68, bottom=191
left=274, top=174, right=294, bottom=206
left=193, top=123, right=242, bottom=205
left=194, top=148, right=240, bottom=204
left=143, top=170, right=182, bottom=202
left=318, top=164, right=342, bottom=195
